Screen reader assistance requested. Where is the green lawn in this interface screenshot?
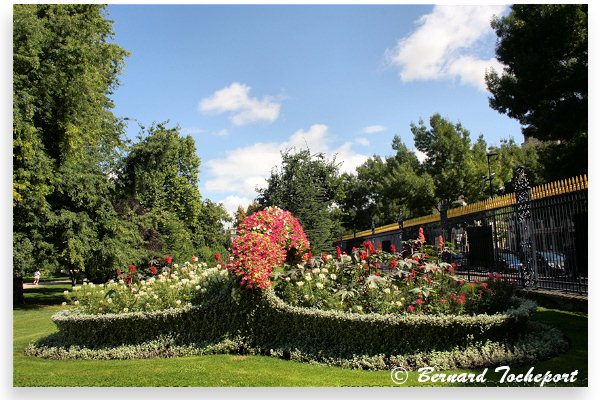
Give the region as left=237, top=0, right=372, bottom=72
left=13, top=285, right=587, bottom=387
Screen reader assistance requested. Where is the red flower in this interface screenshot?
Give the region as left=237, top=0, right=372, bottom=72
left=408, top=305, right=415, bottom=311
left=116, top=270, right=121, bottom=276
left=360, top=252, right=368, bottom=260
left=150, top=266, right=157, bottom=275
left=417, top=227, right=425, bottom=242
left=165, top=255, right=172, bottom=264
left=336, top=246, right=342, bottom=259
left=129, top=264, right=135, bottom=273
left=481, top=282, right=488, bottom=287
left=390, top=259, right=397, bottom=269
left=215, top=253, right=221, bottom=261
left=438, top=235, right=444, bottom=248
left=390, top=244, right=396, bottom=254
left=191, top=256, right=198, bottom=262
left=416, top=299, right=424, bottom=305
left=321, top=253, right=328, bottom=262
left=440, top=299, right=447, bottom=304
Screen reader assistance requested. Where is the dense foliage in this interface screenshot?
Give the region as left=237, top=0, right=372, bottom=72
left=341, top=114, right=545, bottom=232
left=13, top=5, right=230, bottom=302
left=13, top=4, right=132, bottom=298
left=485, top=4, right=587, bottom=181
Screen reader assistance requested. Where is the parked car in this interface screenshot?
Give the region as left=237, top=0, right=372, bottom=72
left=536, top=251, right=565, bottom=273
left=496, top=251, right=523, bottom=272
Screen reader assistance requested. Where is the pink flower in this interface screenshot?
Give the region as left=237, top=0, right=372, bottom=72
left=191, top=256, right=198, bottom=262
left=416, top=299, right=424, bottom=305
left=481, top=282, right=488, bottom=287
left=408, top=305, right=415, bottom=311
left=438, top=235, right=444, bottom=248
left=440, top=299, right=447, bottom=304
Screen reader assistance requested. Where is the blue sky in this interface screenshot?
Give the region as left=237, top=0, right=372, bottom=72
left=106, top=4, right=523, bottom=217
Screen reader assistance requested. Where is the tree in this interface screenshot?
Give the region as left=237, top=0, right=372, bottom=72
left=13, top=4, right=130, bottom=299
left=116, top=123, right=231, bottom=263
left=413, top=114, right=490, bottom=206
left=485, top=4, right=587, bottom=179
left=257, top=149, right=344, bottom=253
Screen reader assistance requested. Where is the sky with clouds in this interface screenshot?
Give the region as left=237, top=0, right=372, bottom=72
left=107, top=3, right=524, bottom=219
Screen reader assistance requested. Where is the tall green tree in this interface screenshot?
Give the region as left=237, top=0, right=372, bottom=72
left=257, top=149, right=344, bottom=253
left=485, top=4, right=587, bottom=180
left=116, top=123, right=231, bottom=263
left=412, top=114, right=489, bottom=205
left=13, top=4, right=130, bottom=299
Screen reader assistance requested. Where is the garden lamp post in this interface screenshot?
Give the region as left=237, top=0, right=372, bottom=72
left=485, top=152, right=499, bottom=270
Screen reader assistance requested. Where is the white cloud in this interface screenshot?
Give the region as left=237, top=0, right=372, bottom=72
left=203, top=124, right=368, bottom=197
left=355, top=137, right=370, bottom=146
left=362, top=125, right=387, bottom=134
left=219, top=195, right=253, bottom=219
left=199, top=82, right=281, bottom=125
left=385, top=5, right=507, bottom=91
left=215, top=128, right=229, bottom=137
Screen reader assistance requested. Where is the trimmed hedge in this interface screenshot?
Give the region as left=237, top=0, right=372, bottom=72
left=43, top=280, right=537, bottom=360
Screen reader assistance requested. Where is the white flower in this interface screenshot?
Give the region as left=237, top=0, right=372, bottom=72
left=322, top=268, right=329, bottom=274
left=195, top=285, right=201, bottom=290
left=74, top=300, right=79, bottom=305
left=356, top=305, right=363, bottom=311
left=83, top=282, right=88, bottom=286
left=285, top=277, right=291, bottom=282
left=73, top=286, right=81, bottom=291
left=296, top=281, right=305, bottom=287
left=106, top=298, right=112, bottom=303
left=123, top=307, right=128, bottom=312
left=61, top=302, right=67, bottom=306
left=318, top=274, right=326, bottom=280
left=396, top=301, right=403, bottom=307
left=153, top=294, right=159, bottom=299
left=63, top=290, right=69, bottom=295
left=401, top=297, right=406, bottom=301
left=304, top=294, right=309, bottom=299
left=330, top=274, right=337, bottom=280
left=176, top=300, right=182, bottom=305
left=313, top=268, right=321, bottom=274
left=305, top=274, right=312, bottom=281
left=383, top=288, right=391, bottom=294
left=316, top=282, right=324, bottom=289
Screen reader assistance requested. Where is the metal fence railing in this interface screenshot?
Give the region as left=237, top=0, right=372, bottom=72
left=334, top=170, right=588, bottom=294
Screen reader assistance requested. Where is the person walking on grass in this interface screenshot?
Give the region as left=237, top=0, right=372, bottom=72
left=33, top=270, right=41, bottom=285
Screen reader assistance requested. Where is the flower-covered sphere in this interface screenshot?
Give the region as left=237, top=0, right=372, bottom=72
left=236, top=206, right=311, bottom=261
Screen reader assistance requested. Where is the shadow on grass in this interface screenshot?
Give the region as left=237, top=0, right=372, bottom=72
left=15, top=284, right=72, bottom=310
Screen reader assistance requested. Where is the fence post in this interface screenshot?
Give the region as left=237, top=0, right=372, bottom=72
left=513, top=166, right=538, bottom=289
left=371, top=217, right=375, bottom=236
left=440, top=199, right=448, bottom=241
left=397, top=209, right=404, bottom=244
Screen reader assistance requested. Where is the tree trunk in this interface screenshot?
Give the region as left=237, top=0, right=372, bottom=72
left=13, top=275, right=25, bottom=305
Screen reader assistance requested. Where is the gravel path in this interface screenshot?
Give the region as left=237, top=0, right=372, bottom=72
left=23, top=280, right=72, bottom=289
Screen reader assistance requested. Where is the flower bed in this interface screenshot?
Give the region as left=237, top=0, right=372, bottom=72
left=28, top=211, right=568, bottom=369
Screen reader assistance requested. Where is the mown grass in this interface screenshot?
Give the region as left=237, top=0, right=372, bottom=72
left=13, top=285, right=587, bottom=387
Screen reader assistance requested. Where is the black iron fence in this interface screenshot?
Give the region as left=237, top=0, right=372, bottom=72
left=334, top=170, right=588, bottom=294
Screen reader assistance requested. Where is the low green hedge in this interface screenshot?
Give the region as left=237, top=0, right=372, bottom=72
left=42, top=280, right=537, bottom=360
